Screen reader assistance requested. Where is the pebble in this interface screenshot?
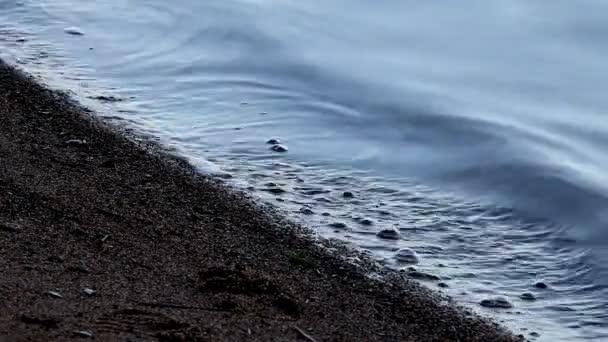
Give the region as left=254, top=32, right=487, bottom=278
left=376, top=228, right=400, bottom=240
left=321, top=212, right=331, bottom=217
left=262, top=187, right=286, bottom=195
left=299, top=207, right=314, bottom=215
left=534, top=281, right=548, bottom=289
left=270, top=144, right=288, bottom=153
left=520, top=292, right=536, bottom=301
left=16, top=37, right=27, bottom=43
left=302, top=189, right=329, bottom=196
left=66, top=139, right=87, bottom=146
left=45, top=291, right=63, bottom=299
left=358, top=218, right=374, bottom=226
left=437, top=282, right=449, bottom=288
left=266, top=139, right=281, bottom=145
left=73, top=330, right=93, bottom=338
left=480, top=297, right=513, bottom=309
left=83, top=288, right=96, bottom=296
left=394, top=248, right=419, bottom=264
left=530, top=332, right=540, bottom=337
left=92, top=95, right=122, bottom=102
left=406, top=270, right=441, bottom=281
left=343, top=191, right=355, bottom=198
left=329, top=222, right=347, bottom=229
left=64, top=27, right=85, bottom=36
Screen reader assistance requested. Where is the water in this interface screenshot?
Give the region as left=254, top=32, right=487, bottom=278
left=2, top=1, right=607, bottom=340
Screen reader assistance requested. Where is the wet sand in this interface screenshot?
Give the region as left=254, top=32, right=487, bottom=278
left=0, top=60, right=520, bottom=341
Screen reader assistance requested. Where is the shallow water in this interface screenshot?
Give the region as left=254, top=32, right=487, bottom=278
left=2, top=1, right=608, bottom=340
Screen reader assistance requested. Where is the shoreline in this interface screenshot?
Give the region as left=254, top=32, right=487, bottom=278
left=0, top=60, right=519, bottom=341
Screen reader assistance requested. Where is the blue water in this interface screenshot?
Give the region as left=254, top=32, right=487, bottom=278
left=2, top=1, right=607, bottom=340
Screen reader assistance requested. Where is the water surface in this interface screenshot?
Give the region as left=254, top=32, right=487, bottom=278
left=2, top=1, right=608, bottom=340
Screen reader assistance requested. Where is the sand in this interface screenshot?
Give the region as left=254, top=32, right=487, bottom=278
left=0, top=60, right=521, bottom=341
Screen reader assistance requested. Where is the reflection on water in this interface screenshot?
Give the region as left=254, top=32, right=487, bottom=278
left=2, top=0, right=608, bottom=340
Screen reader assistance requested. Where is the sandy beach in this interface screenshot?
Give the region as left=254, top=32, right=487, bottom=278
left=0, top=60, right=520, bottom=341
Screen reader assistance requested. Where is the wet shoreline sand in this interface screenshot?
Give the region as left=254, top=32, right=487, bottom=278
left=0, top=60, right=519, bottom=341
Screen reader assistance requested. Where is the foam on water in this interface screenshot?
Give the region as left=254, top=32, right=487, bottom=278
left=2, top=1, right=608, bottom=340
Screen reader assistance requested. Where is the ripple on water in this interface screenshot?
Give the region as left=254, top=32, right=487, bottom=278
left=3, top=1, right=607, bottom=339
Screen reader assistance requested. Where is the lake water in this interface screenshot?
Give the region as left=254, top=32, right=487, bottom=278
left=1, top=1, right=607, bottom=340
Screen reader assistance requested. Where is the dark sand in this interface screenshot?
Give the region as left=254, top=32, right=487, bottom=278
left=0, top=60, right=521, bottom=341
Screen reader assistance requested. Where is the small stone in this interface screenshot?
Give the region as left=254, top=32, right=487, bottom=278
left=480, top=297, right=513, bottom=309
left=406, top=270, right=441, bottom=281
left=328, top=222, right=347, bottom=229
left=73, top=330, right=93, bottom=338
left=92, top=95, right=122, bottom=102
left=64, top=27, right=85, bottom=36
left=266, top=139, right=281, bottom=145
left=395, top=248, right=419, bottom=264
left=359, top=218, right=374, bottom=226
left=262, top=187, right=286, bottom=195
left=45, top=291, right=63, bottom=299
left=83, top=288, right=96, bottom=296
left=520, top=292, right=536, bottom=301
left=438, top=282, right=449, bottom=288
left=343, top=191, right=354, bottom=198
left=66, top=139, right=87, bottom=146
left=534, top=281, right=548, bottom=289
left=16, top=38, right=27, bottom=43
left=376, top=229, right=400, bottom=240
left=321, top=212, right=331, bottom=217
left=302, top=189, right=329, bottom=196
left=530, top=332, right=540, bottom=337
left=299, top=208, right=314, bottom=215
left=270, top=144, right=288, bottom=153
left=211, top=172, right=233, bottom=180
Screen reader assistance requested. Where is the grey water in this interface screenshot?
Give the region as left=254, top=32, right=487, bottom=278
left=2, top=1, right=607, bottom=340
